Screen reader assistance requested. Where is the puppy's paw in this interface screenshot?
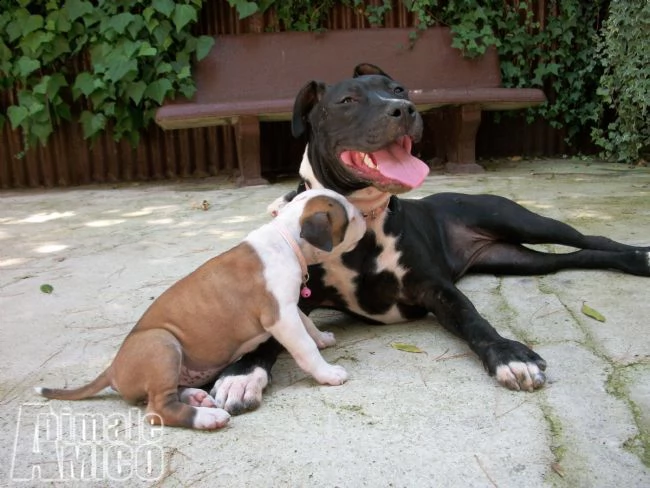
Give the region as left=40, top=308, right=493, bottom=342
left=192, top=407, right=230, bottom=430
left=179, top=387, right=218, bottom=407
left=314, top=364, right=349, bottom=386
left=210, top=367, right=269, bottom=415
left=313, top=331, right=336, bottom=349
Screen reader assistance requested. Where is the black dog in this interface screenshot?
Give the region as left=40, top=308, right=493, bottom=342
left=209, top=63, right=650, bottom=413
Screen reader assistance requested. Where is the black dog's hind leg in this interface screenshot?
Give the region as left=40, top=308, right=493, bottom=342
left=471, top=244, right=650, bottom=277
left=443, top=194, right=650, bottom=277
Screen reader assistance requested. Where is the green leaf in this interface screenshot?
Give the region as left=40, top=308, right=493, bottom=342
left=107, top=12, right=135, bottom=35
left=195, top=35, right=215, bottom=61
left=138, top=42, right=157, bottom=57
left=172, top=4, right=197, bottom=33
left=72, top=72, right=96, bottom=98
left=143, top=6, right=156, bottom=23
left=106, top=58, right=137, bottom=83
left=80, top=110, right=107, bottom=139
left=152, top=0, right=175, bottom=17
left=126, top=15, right=144, bottom=39
left=581, top=303, right=606, bottom=323
left=20, top=31, right=56, bottom=56
left=102, top=101, right=115, bottom=117
left=177, top=65, right=191, bottom=79
left=15, top=56, right=41, bottom=77
left=22, top=14, right=44, bottom=37
left=179, top=82, right=196, bottom=99
left=32, top=118, right=53, bottom=144
left=152, top=21, right=172, bottom=49
left=6, top=19, right=24, bottom=43
left=47, top=73, right=69, bottom=98
left=143, top=78, right=173, bottom=104
left=47, top=9, right=72, bottom=33
left=126, top=80, right=147, bottom=104
left=42, top=36, right=71, bottom=64
left=391, top=342, right=425, bottom=353
left=156, top=62, right=172, bottom=74
left=65, top=0, right=94, bottom=22
left=27, top=100, right=45, bottom=115
left=32, top=76, right=50, bottom=95
left=7, top=105, right=29, bottom=128
left=55, top=103, right=72, bottom=121
left=230, top=1, right=259, bottom=19
left=40, top=284, right=54, bottom=294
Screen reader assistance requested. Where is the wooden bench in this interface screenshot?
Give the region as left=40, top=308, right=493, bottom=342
left=155, top=27, right=546, bottom=185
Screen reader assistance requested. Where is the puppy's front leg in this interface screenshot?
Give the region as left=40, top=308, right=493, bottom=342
left=267, top=311, right=348, bottom=386
left=298, top=309, right=336, bottom=349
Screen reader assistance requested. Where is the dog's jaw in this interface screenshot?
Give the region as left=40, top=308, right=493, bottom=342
left=306, top=138, right=429, bottom=196
left=338, top=136, right=429, bottom=192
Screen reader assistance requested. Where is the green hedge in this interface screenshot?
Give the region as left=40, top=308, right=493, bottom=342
left=0, top=0, right=213, bottom=151
left=592, top=0, right=650, bottom=164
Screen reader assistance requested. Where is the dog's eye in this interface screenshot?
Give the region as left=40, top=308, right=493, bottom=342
left=393, top=86, right=405, bottom=95
left=339, top=96, right=355, bottom=104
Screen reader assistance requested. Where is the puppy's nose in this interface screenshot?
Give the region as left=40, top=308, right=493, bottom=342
left=387, top=100, right=416, bottom=119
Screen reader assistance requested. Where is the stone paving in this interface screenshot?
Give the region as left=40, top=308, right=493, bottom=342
left=0, top=159, right=649, bottom=487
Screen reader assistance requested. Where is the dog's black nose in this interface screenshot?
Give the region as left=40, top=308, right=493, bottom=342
left=387, top=100, right=416, bottom=119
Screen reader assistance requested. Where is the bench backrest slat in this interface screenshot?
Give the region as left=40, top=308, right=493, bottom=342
left=193, top=27, right=502, bottom=104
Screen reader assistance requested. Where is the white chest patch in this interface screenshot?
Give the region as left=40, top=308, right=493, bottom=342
left=321, top=217, right=410, bottom=324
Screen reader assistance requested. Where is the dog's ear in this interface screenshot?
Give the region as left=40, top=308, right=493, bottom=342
left=300, top=211, right=333, bottom=252
left=300, top=197, right=349, bottom=252
left=292, top=80, right=327, bottom=138
left=353, top=63, right=393, bottom=79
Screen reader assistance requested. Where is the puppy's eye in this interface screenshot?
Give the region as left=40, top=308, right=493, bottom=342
left=393, top=86, right=405, bottom=95
left=339, top=96, right=355, bottom=104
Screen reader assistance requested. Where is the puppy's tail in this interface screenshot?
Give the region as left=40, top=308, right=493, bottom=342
left=35, top=369, right=111, bottom=400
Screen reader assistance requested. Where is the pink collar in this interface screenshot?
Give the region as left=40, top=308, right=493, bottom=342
left=360, top=197, right=390, bottom=220
left=274, top=223, right=312, bottom=298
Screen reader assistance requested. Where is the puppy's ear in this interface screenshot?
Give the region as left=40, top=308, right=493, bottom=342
left=292, top=80, right=327, bottom=138
left=353, top=63, right=393, bottom=79
left=300, top=211, right=333, bottom=252
left=300, top=197, right=349, bottom=252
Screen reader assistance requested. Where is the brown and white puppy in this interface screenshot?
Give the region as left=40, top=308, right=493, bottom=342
left=36, top=189, right=366, bottom=430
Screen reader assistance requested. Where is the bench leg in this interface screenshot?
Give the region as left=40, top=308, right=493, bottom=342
left=234, top=116, right=269, bottom=187
left=443, top=104, right=485, bottom=174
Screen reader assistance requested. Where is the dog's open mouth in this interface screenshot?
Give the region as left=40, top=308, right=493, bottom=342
left=339, top=136, right=429, bottom=190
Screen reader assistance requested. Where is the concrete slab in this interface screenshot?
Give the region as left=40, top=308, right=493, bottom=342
left=1, top=159, right=649, bottom=487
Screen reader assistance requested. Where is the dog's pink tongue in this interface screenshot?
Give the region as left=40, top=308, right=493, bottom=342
left=372, top=142, right=429, bottom=188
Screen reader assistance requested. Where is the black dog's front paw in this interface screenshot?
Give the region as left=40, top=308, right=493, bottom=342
left=482, top=339, right=547, bottom=392
left=209, top=367, right=269, bottom=415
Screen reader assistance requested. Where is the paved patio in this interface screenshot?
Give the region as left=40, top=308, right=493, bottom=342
left=1, top=159, right=649, bottom=487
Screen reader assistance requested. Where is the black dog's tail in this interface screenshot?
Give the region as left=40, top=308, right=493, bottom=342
left=35, top=369, right=111, bottom=400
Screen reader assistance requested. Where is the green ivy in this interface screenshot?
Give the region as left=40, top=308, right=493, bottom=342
left=0, top=0, right=214, bottom=150
left=592, top=0, right=650, bottom=163
left=445, top=0, right=604, bottom=142
left=399, top=1, right=605, bottom=143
